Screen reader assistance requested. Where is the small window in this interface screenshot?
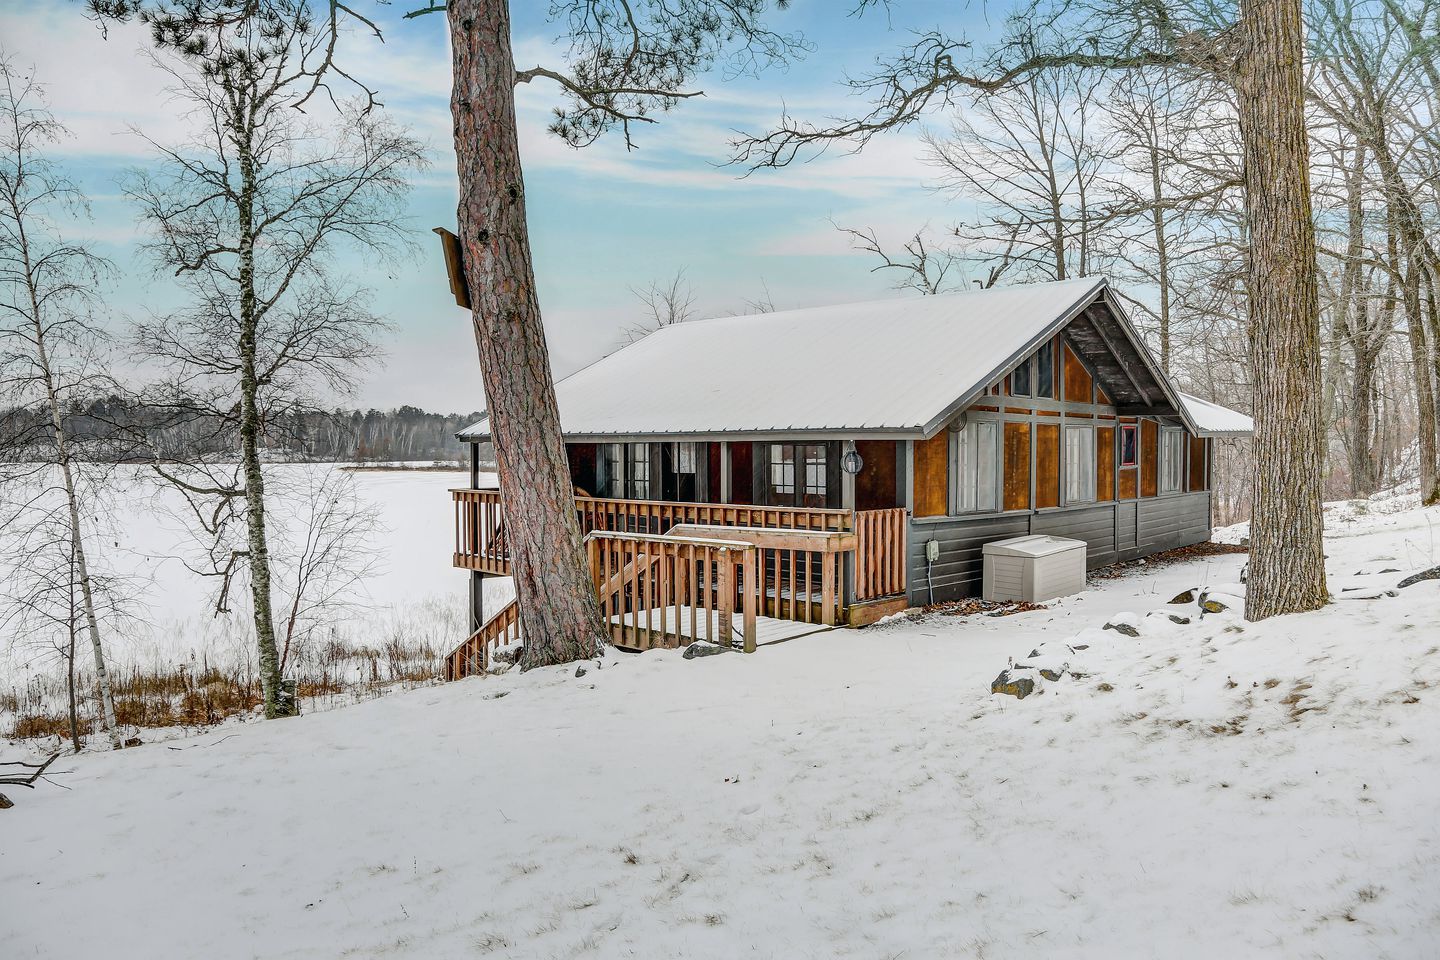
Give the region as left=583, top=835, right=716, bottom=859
left=1160, top=429, right=1184, bottom=493
left=953, top=420, right=1000, bottom=513
left=627, top=442, right=651, bottom=499
left=598, top=443, right=625, bottom=498
left=1034, top=342, right=1055, bottom=398
left=1064, top=426, right=1096, bottom=503
left=1119, top=424, right=1138, bottom=467
left=1011, top=356, right=1032, bottom=396
left=673, top=442, right=696, bottom=474
left=802, top=444, right=827, bottom=501
left=769, top=443, right=795, bottom=496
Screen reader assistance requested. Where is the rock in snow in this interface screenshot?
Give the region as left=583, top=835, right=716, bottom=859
left=990, top=667, right=1037, bottom=699
left=682, top=642, right=729, bottom=660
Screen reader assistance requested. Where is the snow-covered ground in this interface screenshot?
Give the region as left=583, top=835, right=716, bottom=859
left=4, top=497, right=1440, bottom=958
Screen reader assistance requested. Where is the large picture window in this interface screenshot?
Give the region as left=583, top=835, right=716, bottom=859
left=1064, top=425, right=1096, bottom=503
left=1159, top=428, right=1184, bottom=493
left=953, top=420, right=1000, bottom=513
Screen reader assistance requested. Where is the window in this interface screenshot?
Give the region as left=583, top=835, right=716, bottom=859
left=627, top=442, right=650, bottom=499
left=769, top=443, right=829, bottom=507
left=673, top=442, right=696, bottom=474
left=953, top=420, right=1000, bottom=513
left=598, top=443, right=625, bottom=497
left=1012, top=356, right=1032, bottom=396
left=1119, top=424, right=1138, bottom=467
left=1034, top=341, right=1055, bottom=398
left=1160, top=428, right=1184, bottom=493
left=1064, top=426, right=1096, bottom=503
left=803, top=445, right=827, bottom=500
left=1011, top=344, right=1053, bottom=398
left=769, top=443, right=795, bottom=495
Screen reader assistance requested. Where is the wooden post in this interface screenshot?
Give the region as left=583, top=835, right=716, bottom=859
left=716, top=547, right=733, bottom=645
left=741, top=547, right=757, bottom=653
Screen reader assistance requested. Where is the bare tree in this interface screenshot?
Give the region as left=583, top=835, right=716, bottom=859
left=833, top=223, right=961, bottom=294
left=626, top=267, right=697, bottom=342
left=0, top=55, right=122, bottom=749
left=923, top=65, right=1116, bottom=282
left=124, top=10, right=423, bottom=717
left=733, top=0, right=1331, bottom=621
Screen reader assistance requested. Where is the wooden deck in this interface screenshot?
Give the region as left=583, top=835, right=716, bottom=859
left=607, top=607, right=834, bottom=650
left=452, top=488, right=907, bottom=604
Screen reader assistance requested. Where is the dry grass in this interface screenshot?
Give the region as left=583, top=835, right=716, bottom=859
left=3, top=601, right=461, bottom=744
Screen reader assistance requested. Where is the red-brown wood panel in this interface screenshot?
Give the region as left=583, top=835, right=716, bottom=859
left=855, top=440, right=899, bottom=510
left=1036, top=423, right=1060, bottom=509
left=730, top=442, right=754, bottom=504
left=913, top=432, right=950, bottom=517
left=1141, top=419, right=1159, bottom=497
left=1097, top=426, right=1115, bottom=502
left=1118, top=468, right=1138, bottom=499
left=1063, top=343, right=1093, bottom=404
left=1188, top=435, right=1208, bottom=491
left=1004, top=422, right=1031, bottom=512
left=567, top=443, right=596, bottom=495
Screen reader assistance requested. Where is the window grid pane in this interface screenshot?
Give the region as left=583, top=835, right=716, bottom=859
left=770, top=443, right=795, bottom=494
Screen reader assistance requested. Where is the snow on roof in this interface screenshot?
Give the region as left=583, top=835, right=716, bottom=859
left=460, top=277, right=1108, bottom=440
left=1178, top=393, right=1254, bottom=438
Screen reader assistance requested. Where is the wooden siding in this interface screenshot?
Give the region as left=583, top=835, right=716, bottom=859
left=1036, top=423, right=1060, bottom=509
left=1062, top=342, right=1093, bottom=404
left=1097, top=425, right=1115, bottom=501
left=730, top=441, right=754, bottom=504
left=1118, top=468, right=1138, bottom=500
left=913, top=431, right=949, bottom=517
left=907, top=491, right=1212, bottom=604
left=855, top=440, right=900, bottom=510
left=1141, top=419, right=1159, bottom=497
left=1004, top=422, right=1031, bottom=511
left=1188, top=435, right=1208, bottom=492
left=568, top=442, right=597, bottom=495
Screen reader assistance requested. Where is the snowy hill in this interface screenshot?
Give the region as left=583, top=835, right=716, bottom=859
left=4, top=499, right=1439, bottom=958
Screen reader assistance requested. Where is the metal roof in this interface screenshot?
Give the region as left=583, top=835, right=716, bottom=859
left=458, top=277, right=1251, bottom=442
left=1178, top=393, right=1254, bottom=438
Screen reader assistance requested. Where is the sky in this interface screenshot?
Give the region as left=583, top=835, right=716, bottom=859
left=0, top=1, right=1003, bottom=412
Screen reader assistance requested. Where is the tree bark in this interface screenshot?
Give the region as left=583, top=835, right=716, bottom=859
left=15, top=204, right=121, bottom=750
left=235, top=122, right=290, bottom=718
left=1233, top=0, right=1329, bottom=619
left=448, top=0, right=607, bottom=668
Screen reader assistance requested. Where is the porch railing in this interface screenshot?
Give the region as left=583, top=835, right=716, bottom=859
left=452, top=488, right=908, bottom=605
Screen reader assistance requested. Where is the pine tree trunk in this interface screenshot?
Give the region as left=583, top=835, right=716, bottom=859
left=236, top=133, right=289, bottom=718
left=1233, top=0, right=1329, bottom=620
left=447, top=0, right=607, bottom=668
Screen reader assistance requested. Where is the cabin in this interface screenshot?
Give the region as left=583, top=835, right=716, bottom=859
left=445, top=276, right=1251, bottom=677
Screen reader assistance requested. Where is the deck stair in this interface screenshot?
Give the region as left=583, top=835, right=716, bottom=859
left=444, top=523, right=858, bottom=681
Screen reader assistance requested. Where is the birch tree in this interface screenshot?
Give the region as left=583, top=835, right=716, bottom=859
left=124, top=9, right=422, bottom=717
left=0, top=56, right=122, bottom=750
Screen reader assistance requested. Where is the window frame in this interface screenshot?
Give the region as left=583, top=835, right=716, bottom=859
left=950, top=417, right=1002, bottom=515
left=626, top=442, right=651, bottom=500
left=1063, top=424, right=1097, bottom=505
left=597, top=442, right=626, bottom=498
left=1159, top=427, right=1185, bottom=494
left=1118, top=423, right=1139, bottom=468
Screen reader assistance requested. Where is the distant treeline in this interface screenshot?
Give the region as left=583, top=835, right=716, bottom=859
left=0, top=397, right=492, bottom=464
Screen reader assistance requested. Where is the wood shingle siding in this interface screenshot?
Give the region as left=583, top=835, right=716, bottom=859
left=1004, top=422, right=1031, bottom=511
left=913, top=432, right=949, bottom=518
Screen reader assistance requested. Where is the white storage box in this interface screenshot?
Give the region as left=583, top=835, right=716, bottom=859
left=982, top=535, right=1087, bottom=602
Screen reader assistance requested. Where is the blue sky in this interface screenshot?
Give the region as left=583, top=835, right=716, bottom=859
left=2, top=1, right=1000, bottom=411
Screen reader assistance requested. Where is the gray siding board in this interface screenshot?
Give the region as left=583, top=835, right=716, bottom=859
left=907, top=492, right=1212, bottom=604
